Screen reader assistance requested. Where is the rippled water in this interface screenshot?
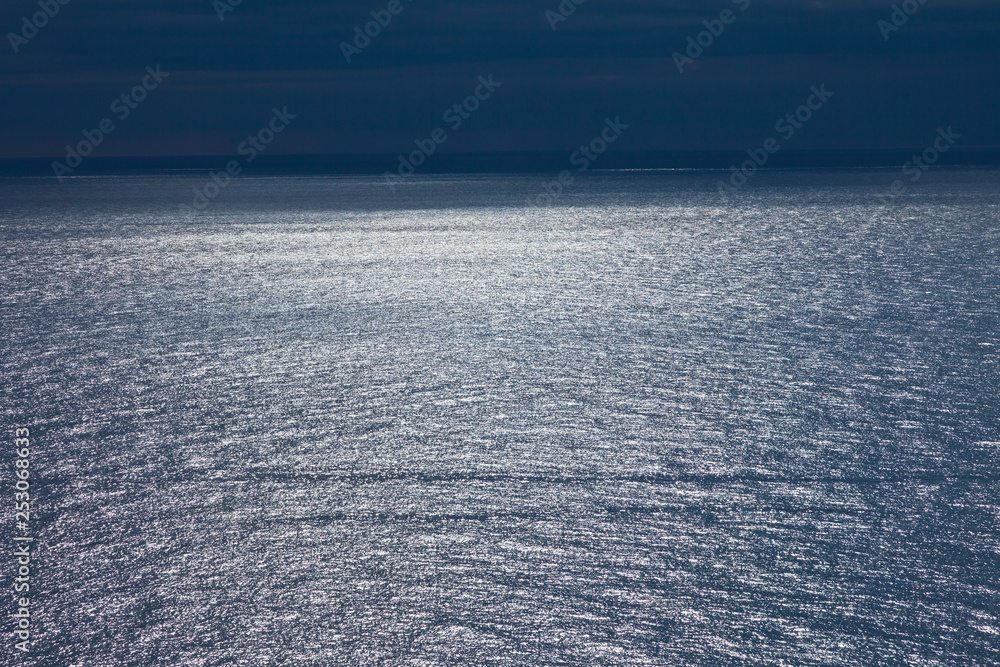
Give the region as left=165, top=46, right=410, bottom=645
left=2, top=171, right=999, bottom=665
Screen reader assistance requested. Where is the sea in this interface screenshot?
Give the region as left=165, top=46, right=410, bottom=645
left=1, top=169, right=998, bottom=666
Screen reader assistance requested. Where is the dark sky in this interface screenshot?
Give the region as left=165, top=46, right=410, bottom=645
left=1, top=0, right=997, bottom=158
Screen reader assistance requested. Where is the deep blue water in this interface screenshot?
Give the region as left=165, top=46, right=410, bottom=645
left=2, top=170, right=999, bottom=665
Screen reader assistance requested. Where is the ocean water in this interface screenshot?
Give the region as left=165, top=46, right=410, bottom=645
left=1, top=170, right=999, bottom=666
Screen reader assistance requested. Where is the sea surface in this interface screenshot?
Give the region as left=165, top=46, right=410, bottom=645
left=1, top=170, right=999, bottom=666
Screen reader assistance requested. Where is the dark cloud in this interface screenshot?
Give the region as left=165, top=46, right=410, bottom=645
left=1, top=0, right=997, bottom=158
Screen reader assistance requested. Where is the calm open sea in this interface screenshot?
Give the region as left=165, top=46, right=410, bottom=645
left=2, top=170, right=999, bottom=665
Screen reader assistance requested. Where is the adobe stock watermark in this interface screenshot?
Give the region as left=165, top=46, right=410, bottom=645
left=7, top=0, right=71, bottom=54
left=878, top=0, right=929, bottom=41
left=340, top=0, right=413, bottom=64
left=12, top=427, right=33, bottom=654
left=214, top=0, right=244, bottom=22
left=51, top=65, right=170, bottom=180
left=180, top=107, right=296, bottom=213
left=525, top=116, right=629, bottom=209
left=383, top=74, right=502, bottom=190
left=876, top=126, right=960, bottom=204
left=717, top=84, right=834, bottom=199
left=546, top=0, right=588, bottom=31
left=673, top=0, right=751, bottom=73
